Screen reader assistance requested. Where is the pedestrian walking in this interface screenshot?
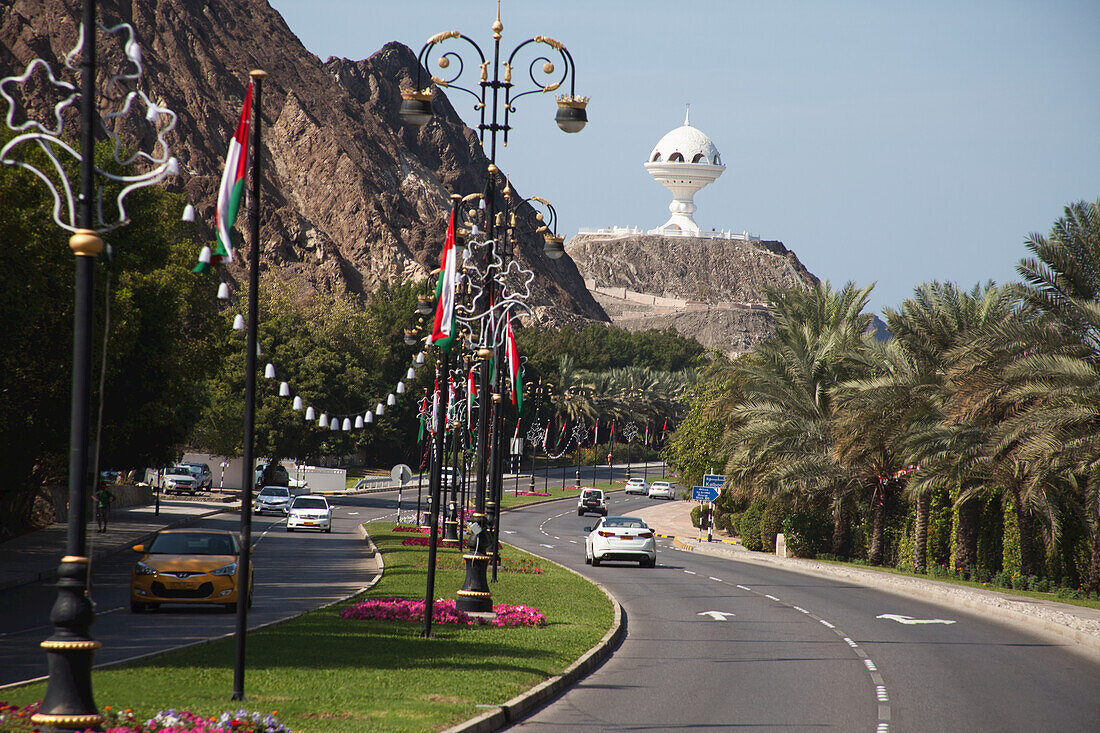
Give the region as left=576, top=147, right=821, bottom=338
left=94, top=482, right=116, bottom=533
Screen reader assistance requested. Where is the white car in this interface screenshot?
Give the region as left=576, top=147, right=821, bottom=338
left=577, top=488, right=608, bottom=516
left=162, top=465, right=200, bottom=495
left=648, top=481, right=674, bottom=500
left=624, top=478, right=648, bottom=495
left=254, top=485, right=292, bottom=515
left=286, top=495, right=332, bottom=533
left=584, top=516, right=656, bottom=567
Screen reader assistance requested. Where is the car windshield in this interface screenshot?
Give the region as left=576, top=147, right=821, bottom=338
left=148, top=532, right=236, bottom=555
left=583, top=491, right=601, bottom=499
left=183, top=465, right=203, bottom=476
left=166, top=466, right=191, bottom=477
left=604, top=519, right=646, bottom=529
left=653, top=482, right=669, bottom=488
left=260, top=487, right=289, bottom=498
left=293, top=497, right=327, bottom=509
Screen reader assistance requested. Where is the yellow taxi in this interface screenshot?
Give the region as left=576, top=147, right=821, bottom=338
left=130, top=529, right=252, bottom=613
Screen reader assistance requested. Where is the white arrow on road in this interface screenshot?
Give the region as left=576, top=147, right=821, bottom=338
left=698, top=611, right=735, bottom=621
left=876, top=613, right=956, bottom=625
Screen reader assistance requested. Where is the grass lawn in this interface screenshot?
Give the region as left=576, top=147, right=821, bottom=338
left=5, top=523, right=614, bottom=732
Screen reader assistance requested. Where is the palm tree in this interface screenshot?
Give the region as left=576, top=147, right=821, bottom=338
left=723, top=282, right=873, bottom=554
left=994, top=200, right=1100, bottom=591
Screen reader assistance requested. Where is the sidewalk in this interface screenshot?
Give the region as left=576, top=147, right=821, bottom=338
left=0, top=498, right=235, bottom=591
left=630, top=498, right=1100, bottom=656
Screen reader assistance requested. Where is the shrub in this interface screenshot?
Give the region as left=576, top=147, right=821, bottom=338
left=739, top=500, right=765, bottom=551
left=690, top=505, right=702, bottom=528
left=782, top=509, right=830, bottom=558
left=759, top=500, right=785, bottom=554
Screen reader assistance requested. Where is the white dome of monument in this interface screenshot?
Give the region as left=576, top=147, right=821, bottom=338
left=643, top=107, right=726, bottom=235
left=649, top=111, right=722, bottom=165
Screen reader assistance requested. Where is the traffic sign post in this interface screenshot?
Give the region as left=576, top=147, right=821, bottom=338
left=692, top=485, right=720, bottom=502
left=702, top=474, right=726, bottom=490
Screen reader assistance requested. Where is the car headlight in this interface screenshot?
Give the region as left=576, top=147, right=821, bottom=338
left=134, top=561, right=156, bottom=576
left=211, top=562, right=238, bottom=576
left=165, top=479, right=176, bottom=487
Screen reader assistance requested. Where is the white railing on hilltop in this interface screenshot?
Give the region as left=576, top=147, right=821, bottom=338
left=575, top=226, right=761, bottom=241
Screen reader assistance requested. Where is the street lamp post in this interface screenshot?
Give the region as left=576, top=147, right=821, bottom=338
left=1, top=8, right=178, bottom=727
left=401, top=2, right=587, bottom=614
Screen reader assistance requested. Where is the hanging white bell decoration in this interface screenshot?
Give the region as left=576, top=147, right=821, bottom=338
left=319, top=413, right=328, bottom=428
left=279, top=381, right=290, bottom=397
left=331, top=419, right=340, bottom=431
left=232, top=314, right=245, bottom=331
left=182, top=204, right=196, bottom=222
left=292, top=396, right=303, bottom=410
left=342, top=418, right=351, bottom=431
left=196, top=245, right=211, bottom=265
left=354, top=415, right=364, bottom=429
left=264, top=363, right=275, bottom=379
left=305, top=406, right=315, bottom=420
left=406, top=367, right=416, bottom=380
left=217, top=282, right=230, bottom=300
left=256, top=343, right=262, bottom=356
left=375, top=403, right=385, bottom=416
left=396, top=381, right=406, bottom=394
left=415, top=352, right=425, bottom=365
left=365, top=411, right=374, bottom=423
left=387, top=393, right=397, bottom=406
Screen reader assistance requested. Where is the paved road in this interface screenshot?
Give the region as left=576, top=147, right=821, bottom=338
left=501, top=492, right=1100, bottom=732
left=0, top=492, right=406, bottom=687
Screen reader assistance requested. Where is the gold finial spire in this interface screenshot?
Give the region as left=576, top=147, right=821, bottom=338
left=492, top=0, right=503, bottom=40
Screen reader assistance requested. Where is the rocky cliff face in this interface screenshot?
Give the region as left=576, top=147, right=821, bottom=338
left=567, top=232, right=820, bottom=355
left=0, top=0, right=605, bottom=324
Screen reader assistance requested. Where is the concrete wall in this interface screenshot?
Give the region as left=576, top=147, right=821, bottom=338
left=48, top=483, right=153, bottom=523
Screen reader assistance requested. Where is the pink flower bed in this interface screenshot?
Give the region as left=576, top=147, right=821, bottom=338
left=0, top=702, right=289, bottom=732
left=515, top=491, right=550, bottom=497
left=341, top=597, right=545, bottom=627
left=393, top=525, right=432, bottom=533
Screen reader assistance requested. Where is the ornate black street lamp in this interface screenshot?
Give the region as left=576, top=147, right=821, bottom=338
left=1, top=6, right=178, bottom=727
left=400, top=2, right=587, bottom=614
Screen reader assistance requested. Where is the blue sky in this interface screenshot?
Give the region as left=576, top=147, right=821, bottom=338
left=269, top=0, right=1100, bottom=315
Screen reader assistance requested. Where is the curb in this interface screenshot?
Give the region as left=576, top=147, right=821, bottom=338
left=0, top=507, right=231, bottom=592
left=672, top=535, right=1100, bottom=659
left=443, top=559, right=625, bottom=733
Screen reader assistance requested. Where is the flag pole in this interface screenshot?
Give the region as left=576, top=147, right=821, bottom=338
left=233, top=69, right=264, bottom=701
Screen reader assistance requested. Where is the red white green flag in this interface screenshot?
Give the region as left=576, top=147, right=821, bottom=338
left=194, top=81, right=252, bottom=273
left=506, top=317, right=523, bottom=413
left=467, top=366, right=477, bottom=429
left=430, top=210, right=458, bottom=352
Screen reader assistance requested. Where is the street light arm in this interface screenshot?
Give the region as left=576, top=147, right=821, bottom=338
left=415, top=34, right=488, bottom=110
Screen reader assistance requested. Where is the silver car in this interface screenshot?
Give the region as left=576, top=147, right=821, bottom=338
left=254, top=485, right=292, bottom=515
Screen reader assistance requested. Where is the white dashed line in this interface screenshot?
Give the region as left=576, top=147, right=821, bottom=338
left=684, top=570, right=697, bottom=575
left=765, top=594, right=780, bottom=602
left=708, top=576, right=722, bottom=582
left=539, top=544, right=554, bottom=549
left=864, top=659, right=878, bottom=672
left=736, top=584, right=751, bottom=591
left=876, top=686, right=889, bottom=702
left=843, top=637, right=858, bottom=648
left=878, top=724, right=890, bottom=733
left=819, top=619, right=836, bottom=629
left=569, top=540, right=578, bottom=544
left=793, top=606, right=809, bottom=614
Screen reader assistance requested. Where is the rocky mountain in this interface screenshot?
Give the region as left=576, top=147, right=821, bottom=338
left=567, top=232, right=820, bottom=355
left=0, top=0, right=605, bottom=325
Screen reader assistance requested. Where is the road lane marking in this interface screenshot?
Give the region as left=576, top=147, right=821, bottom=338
left=843, top=637, right=858, bottom=647
left=864, top=659, right=878, bottom=672
left=819, top=619, right=836, bottom=629
left=698, top=611, right=735, bottom=621
left=736, top=584, right=751, bottom=591
left=793, top=606, right=809, bottom=614
left=876, top=686, right=889, bottom=702
left=569, top=540, right=578, bottom=544
left=764, top=594, right=780, bottom=601
left=540, top=544, right=554, bottom=548
left=708, top=576, right=722, bottom=582
left=876, top=613, right=956, bottom=625
left=684, top=570, right=696, bottom=575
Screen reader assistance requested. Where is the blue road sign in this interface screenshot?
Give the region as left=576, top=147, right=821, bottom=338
left=702, top=474, right=726, bottom=490
left=693, top=485, right=720, bottom=502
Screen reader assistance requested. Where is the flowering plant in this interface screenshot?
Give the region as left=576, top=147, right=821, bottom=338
left=0, top=703, right=289, bottom=733
left=515, top=491, right=550, bottom=497
left=401, top=536, right=467, bottom=547
left=341, top=597, right=545, bottom=627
